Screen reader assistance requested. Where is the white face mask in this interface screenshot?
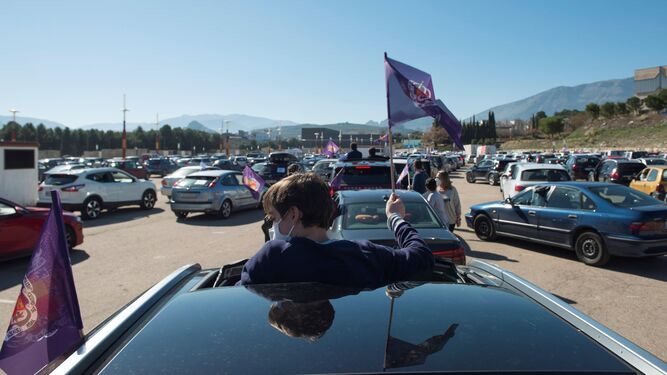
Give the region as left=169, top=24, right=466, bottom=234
left=270, top=217, right=295, bottom=241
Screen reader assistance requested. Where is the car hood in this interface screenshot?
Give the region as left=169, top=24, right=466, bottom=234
left=25, top=206, right=78, bottom=218
left=98, top=282, right=632, bottom=374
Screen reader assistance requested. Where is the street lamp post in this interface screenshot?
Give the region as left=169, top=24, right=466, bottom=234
left=155, top=113, right=160, bottom=153
left=314, top=132, right=319, bottom=153
left=9, top=108, right=19, bottom=123
left=121, top=95, right=129, bottom=159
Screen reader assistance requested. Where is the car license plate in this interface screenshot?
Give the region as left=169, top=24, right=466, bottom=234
left=277, top=167, right=286, bottom=173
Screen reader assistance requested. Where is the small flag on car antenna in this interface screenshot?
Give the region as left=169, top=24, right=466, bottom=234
left=0, top=190, right=83, bottom=375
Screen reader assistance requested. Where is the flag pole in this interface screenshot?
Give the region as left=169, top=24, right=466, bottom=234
left=385, top=52, right=396, bottom=194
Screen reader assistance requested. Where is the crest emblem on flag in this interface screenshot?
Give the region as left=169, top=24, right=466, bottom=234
left=407, top=80, right=433, bottom=106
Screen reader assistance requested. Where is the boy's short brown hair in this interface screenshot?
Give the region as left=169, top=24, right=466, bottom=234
left=262, top=173, right=333, bottom=228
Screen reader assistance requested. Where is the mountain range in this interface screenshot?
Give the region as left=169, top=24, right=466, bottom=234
left=1, top=76, right=638, bottom=134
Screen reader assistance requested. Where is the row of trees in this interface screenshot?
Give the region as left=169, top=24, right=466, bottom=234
left=585, top=89, right=667, bottom=119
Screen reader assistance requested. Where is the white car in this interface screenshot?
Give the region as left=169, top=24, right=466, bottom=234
left=38, top=167, right=157, bottom=220
left=500, top=163, right=571, bottom=200
left=232, top=156, right=248, bottom=168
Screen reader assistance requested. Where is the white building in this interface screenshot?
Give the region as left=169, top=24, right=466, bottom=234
left=0, top=141, right=39, bottom=206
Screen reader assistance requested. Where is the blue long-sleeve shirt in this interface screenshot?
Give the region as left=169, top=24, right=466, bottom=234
left=239, top=214, right=434, bottom=287
left=412, top=170, right=427, bottom=194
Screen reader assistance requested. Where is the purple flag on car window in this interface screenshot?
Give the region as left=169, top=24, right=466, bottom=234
left=323, top=140, right=340, bottom=158
left=242, top=165, right=266, bottom=200
left=0, top=190, right=83, bottom=375
left=385, top=53, right=463, bottom=149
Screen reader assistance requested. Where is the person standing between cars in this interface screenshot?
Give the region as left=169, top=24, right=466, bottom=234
left=423, top=178, right=449, bottom=227
left=411, top=160, right=427, bottom=194
left=436, top=171, right=461, bottom=232
left=342, top=143, right=362, bottom=160
left=240, top=173, right=434, bottom=287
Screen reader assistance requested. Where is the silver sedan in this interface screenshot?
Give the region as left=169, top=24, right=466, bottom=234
left=160, top=166, right=209, bottom=199
left=170, top=170, right=264, bottom=219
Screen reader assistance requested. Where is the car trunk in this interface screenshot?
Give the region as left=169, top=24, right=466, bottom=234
left=617, top=163, right=646, bottom=181
left=628, top=205, right=667, bottom=238
left=172, top=176, right=217, bottom=203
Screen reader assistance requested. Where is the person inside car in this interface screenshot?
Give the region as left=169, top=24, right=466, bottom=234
left=239, top=173, right=434, bottom=287
left=367, top=147, right=389, bottom=161
left=341, top=142, right=362, bottom=160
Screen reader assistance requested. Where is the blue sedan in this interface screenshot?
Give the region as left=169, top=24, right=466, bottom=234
left=465, top=182, right=667, bottom=266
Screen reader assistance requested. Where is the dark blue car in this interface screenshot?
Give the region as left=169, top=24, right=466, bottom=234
left=465, top=182, right=667, bottom=266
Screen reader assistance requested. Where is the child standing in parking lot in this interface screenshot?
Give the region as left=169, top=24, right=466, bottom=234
left=436, top=171, right=461, bottom=232
left=423, top=178, right=449, bottom=228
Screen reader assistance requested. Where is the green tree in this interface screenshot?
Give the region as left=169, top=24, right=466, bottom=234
left=538, top=116, right=564, bottom=140
left=644, top=95, right=665, bottom=112
left=626, top=96, right=642, bottom=115
left=658, top=89, right=667, bottom=103
left=615, top=102, right=629, bottom=115
left=19, top=123, right=37, bottom=141
left=600, top=102, right=616, bottom=118
left=585, top=103, right=600, bottom=119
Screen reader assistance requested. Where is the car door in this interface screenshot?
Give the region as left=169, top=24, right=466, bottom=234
left=220, top=173, right=244, bottom=208
left=496, top=188, right=543, bottom=238
left=0, top=202, right=40, bottom=257
left=630, top=168, right=650, bottom=193
left=539, top=186, right=584, bottom=246
left=110, top=170, right=141, bottom=202
left=474, top=160, right=493, bottom=179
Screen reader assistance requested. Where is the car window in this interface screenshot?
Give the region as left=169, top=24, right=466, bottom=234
left=337, top=166, right=392, bottom=186
left=588, top=185, right=660, bottom=208
left=511, top=189, right=546, bottom=206
left=547, top=187, right=581, bottom=209
left=112, top=171, right=134, bottom=183
left=662, top=170, right=667, bottom=181
left=44, top=174, right=79, bottom=186
left=647, top=169, right=659, bottom=182
left=233, top=174, right=244, bottom=185
left=0, top=201, right=17, bottom=217
left=638, top=169, right=650, bottom=181
left=86, top=173, right=107, bottom=182
left=221, top=174, right=238, bottom=186
left=510, top=165, right=519, bottom=179
left=343, top=201, right=441, bottom=229
left=581, top=193, right=597, bottom=210
left=520, top=169, right=570, bottom=182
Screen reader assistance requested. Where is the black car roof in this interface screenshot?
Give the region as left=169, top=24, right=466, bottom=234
left=98, top=282, right=633, bottom=374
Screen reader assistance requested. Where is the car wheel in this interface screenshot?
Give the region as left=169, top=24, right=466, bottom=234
left=488, top=174, right=497, bottom=186
left=140, top=190, right=156, bottom=210
left=175, top=211, right=188, bottom=219
left=219, top=200, right=232, bottom=219
left=466, top=173, right=474, bottom=183
left=65, top=225, right=76, bottom=250
left=473, top=214, right=496, bottom=241
left=575, top=231, right=610, bottom=266
left=81, top=197, right=102, bottom=220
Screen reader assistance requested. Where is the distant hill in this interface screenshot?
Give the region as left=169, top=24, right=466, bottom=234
left=0, top=115, right=67, bottom=129
left=186, top=120, right=216, bottom=133
left=471, top=77, right=634, bottom=121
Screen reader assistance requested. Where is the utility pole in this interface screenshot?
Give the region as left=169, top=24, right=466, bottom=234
left=219, top=120, right=224, bottom=154
left=225, top=120, right=230, bottom=157
left=9, top=108, right=19, bottom=123
left=155, top=113, right=160, bottom=153
left=121, top=95, right=129, bottom=159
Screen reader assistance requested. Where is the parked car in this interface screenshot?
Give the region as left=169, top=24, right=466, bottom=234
left=392, top=158, right=432, bottom=190
left=160, top=166, right=216, bottom=199
left=500, top=163, right=570, bottom=200
left=246, top=152, right=267, bottom=165
left=330, top=190, right=465, bottom=264
left=565, top=154, right=601, bottom=180
left=212, top=158, right=242, bottom=171
left=145, top=158, right=177, bottom=177
left=187, top=157, right=212, bottom=166
left=312, top=158, right=338, bottom=181
left=629, top=166, right=667, bottom=201
left=467, top=182, right=667, bottom=266
left=588, top=159, right=646, bottom=185
left=170, top=170, right=264, bottom=219
left=466, top=158, right=515, bottom=185
left=251, top=152, right=299, bottom=185
left=231, top=155, right=249, bottom=168
left=37, top=168, right=157, bottom=220
left=52, top=258, right=666, bottom=374
left=638, top=157, right=667, bottom=166
left=331, top=160, right=394, bottom=193
left=0, top=197, right=83, bottom=261
left=106, top=159, right=148, bottom=180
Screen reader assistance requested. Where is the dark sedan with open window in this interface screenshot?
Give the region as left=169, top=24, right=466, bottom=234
left=466, top=182, right=667, bottom=266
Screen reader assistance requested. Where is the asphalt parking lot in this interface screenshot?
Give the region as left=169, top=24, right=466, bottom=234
left=1, top=169, right=666, bottom=360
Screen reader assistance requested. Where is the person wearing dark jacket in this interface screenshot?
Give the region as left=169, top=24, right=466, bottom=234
left=411, top=160, right=427, bottom=194
left=240, top=173, right=434, bottom=287
left=342, top=143, right=363, bottom=160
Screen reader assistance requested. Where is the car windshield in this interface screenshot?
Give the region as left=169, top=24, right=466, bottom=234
left=252, top=163, right=269, bottom=173
left=521, top=169, right=570, bottom=181
left=44, top=174, right=78, bottom=186
left=588, top=185, right=660, bottom=207
left=343, top=201, right=441, bottom=229
left=175, top=176, right=216, bottom=188
left=336, top=166, right=392, bottom=186
left=645, top=159, right=666, bottom=165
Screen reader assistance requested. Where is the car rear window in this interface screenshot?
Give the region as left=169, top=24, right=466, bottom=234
left=618, top=162, right=646, bottom=175
left=336, top=166, right=392, bottom=186
left=343, top=201, right=440, bottom=229
left=148, top=159, right=162, bottom=165
left=175, top=176, right=217, bottom=188
left=44, top=174, right=78, bottom=186
left=520, top=169, right=570, bottom=181
left=588, top=185, right=659, bottom=208
left=575, top=157, right=599, bottom=166
left=171, top=167, right=200, bottom=178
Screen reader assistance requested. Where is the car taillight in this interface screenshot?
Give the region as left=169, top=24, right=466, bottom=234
left=355, top=166, right=371, bottom=169
left=611, top=169, right=620, bottom=180
left=161, top=179, right=167, bottom=186
left=432, top=247, right=466, bottom=265
left=629, top=221, right=664, bottom=235
left=61, top=184, right=85, bottom=192
left=515, top=184, right=525, bottom=192
left=573, top=164, right=580, bottom=171
left=208, top=178, right=218, bottom=188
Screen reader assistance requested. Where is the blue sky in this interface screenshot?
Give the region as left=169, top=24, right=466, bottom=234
left=1, top=0, right=666, bottom=127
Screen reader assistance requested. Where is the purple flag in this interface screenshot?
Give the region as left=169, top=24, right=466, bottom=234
left=242, top=166, right=266, bottom=200
left=384, top=53, right=463, bottom=149
left=396, top=162, right=409, bottom=185
left=323, top=140, right=340, bottom=158
left=0, top=190, right=83, bottom=375
left=375, top=133, right=389, bottom=144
